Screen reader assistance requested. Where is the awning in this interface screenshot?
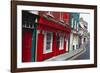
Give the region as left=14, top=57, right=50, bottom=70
left=37, top=17, right=71, bottom=33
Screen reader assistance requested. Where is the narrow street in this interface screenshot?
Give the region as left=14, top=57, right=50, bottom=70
left=74, top=40, right=90, bottom=60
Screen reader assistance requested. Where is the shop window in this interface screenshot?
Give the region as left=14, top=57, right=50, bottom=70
left=43, top=32, right=53, bottom=53
left=56, top=34, right=64, bottom=50
left=56, top=34, right=60, bottom=49
left=60, top=36, right=64, bottom=50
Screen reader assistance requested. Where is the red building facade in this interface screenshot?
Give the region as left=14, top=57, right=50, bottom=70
left=36, top=11, right=71, bottom=61
left=22, top=11, right=71, bottom=62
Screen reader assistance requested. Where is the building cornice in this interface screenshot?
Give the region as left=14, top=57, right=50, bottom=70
left=42, top=14, right=71, bottom=29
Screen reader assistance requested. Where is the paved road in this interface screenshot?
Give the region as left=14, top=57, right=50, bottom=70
left=75, top=40, right=90, bottom=60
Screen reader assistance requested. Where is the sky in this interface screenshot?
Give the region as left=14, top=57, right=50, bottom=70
left=80, top=13, right=90, bottom=32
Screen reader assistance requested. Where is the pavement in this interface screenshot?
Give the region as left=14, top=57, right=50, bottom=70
left=44, top=43, right=87, bottom=61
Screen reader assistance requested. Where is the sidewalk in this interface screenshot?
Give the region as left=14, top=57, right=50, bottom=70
left=44, top=44, right=86, bottom=61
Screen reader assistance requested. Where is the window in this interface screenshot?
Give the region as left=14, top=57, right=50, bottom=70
left=77, top=23, right=79, bottom=31
left=84, top=25, right=87, bottom=29
left=56, top=34, right=60, bottom=49
left=43, top=32, right=53, bottom=53
left=56, top=34, right=64, bottom=50
left=74, top=20, right=77, bottom=29
left=71, top=18, right=74, bottom=28
left=60, top=36, right=64, bottom=50
left=60, top=13, right=64, bottom=23
left=72, top=45, right=75, bottom=50
left=76, top=45, right=78, bottom=49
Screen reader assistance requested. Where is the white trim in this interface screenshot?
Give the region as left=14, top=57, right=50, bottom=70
left=43, top=31, right=53, bottom=54
left=66, top=40, right=68, bottom=51
left=28, top=11, right=38, bottom=15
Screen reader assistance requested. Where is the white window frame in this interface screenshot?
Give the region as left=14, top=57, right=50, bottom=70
left=43, top=31, right=53, bottom=54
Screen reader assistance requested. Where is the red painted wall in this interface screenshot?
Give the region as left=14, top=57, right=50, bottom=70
left=36, top=32, right=44, bottom=61
left=36, top=32, right=68, bottom=61
left=63, top=12, right=70, bottom=24
left=36, top=32, right=54, bottom=61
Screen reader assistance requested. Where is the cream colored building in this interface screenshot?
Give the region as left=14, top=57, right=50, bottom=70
left=68, top=13, right=80, bottom=51
left=79, top=17, right=89, bottom=46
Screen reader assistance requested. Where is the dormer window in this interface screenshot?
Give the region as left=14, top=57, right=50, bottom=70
left=60, top=13, right=64, bottom=22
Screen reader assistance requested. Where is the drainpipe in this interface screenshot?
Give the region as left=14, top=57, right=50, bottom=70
left=31, top=20, right=38, bottom=62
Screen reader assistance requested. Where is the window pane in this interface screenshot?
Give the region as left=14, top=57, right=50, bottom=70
left=56, top=34, right=60, bottom=48
left=56, top=34, right=64, bottom=50
left=46, top=32, right=52, bottom=51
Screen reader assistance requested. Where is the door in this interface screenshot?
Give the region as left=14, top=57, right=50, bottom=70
left=22, top=28, right=33, bottom=62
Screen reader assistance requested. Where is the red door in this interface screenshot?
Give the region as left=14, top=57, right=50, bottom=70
left=22, top=28, right=32, bottom=62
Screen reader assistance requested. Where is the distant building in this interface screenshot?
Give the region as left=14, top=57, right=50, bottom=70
left=79, top=17, right=89, bottom=46
left=68, top=13, right=80, bottom=51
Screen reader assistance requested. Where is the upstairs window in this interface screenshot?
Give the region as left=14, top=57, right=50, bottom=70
left=56, top=34, right=60, bottom=49
left=71, top=18, right=74, bottom=28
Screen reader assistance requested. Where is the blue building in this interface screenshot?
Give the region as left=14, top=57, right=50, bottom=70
left=68, top=13, right=80, bottom=51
